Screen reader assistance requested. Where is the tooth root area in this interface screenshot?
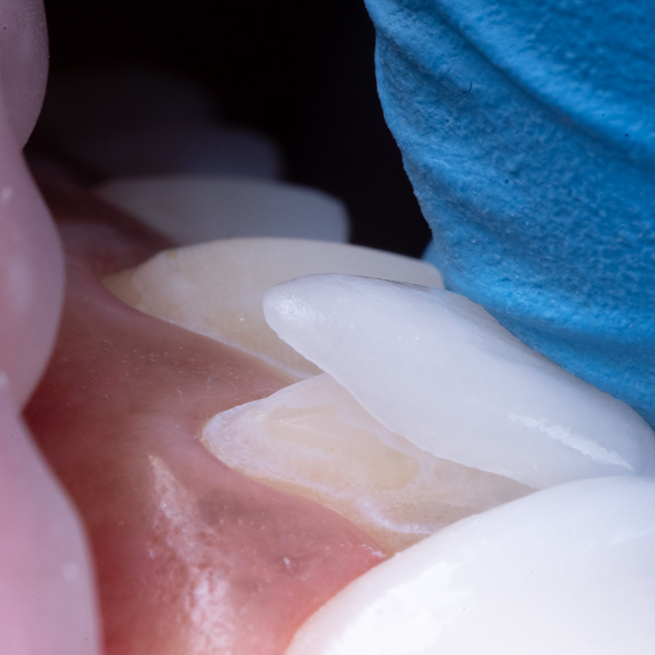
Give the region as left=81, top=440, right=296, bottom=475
left=202, top=373, right=532, bottom=554
left=263, top=275, right=655, bottom=489
left=286, top=476, right=655, bottom=655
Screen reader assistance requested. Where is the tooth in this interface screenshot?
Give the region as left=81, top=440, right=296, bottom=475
left=202, top=372, right=531, bottom=554
left=94, top=176, right=348, bottom=245
left=103, top=238, right=443, bottom=379
left=285, top=476, right=655, bottom=655
left=263, top=274, right=655, bottom=488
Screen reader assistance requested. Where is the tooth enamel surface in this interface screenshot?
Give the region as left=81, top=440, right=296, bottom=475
left=202, top=373, right=531, bottom=554
left=264, top=275, right=655, bottom=488
left=95, top=176, right=349, bottom=245
left=103, top=238, right=443, bottom=379
left=286, top=476, right=655, bottom=655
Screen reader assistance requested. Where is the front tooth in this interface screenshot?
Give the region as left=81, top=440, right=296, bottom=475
left=103, top=238, right=442, bottom=379
left=285, top=476, right=655, bottom=655
left=202, top=373, right=531, bottom=554
left=95, top=176, right=349, bottom=245
left=263, top=275, right=655, bottom=488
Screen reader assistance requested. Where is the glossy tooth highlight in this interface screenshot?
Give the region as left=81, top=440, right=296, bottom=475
left=263, top=275, right=655, bottom=488
left=103, top=238, right=442, bottom=379
left=202, top=373, right=531, bottom=554
left=95, top=176, right=348, bottom=245
left=285, top=476, right=655, bottom=655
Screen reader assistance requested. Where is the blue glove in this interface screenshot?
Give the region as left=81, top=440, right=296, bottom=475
left=364, top=0, right=655, bottom=428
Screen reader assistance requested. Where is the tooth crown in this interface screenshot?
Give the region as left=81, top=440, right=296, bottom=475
left=286, top=476, right=655, bottom=655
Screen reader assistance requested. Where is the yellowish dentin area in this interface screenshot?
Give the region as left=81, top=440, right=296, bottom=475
left=202, top=373, right=531, bottom=553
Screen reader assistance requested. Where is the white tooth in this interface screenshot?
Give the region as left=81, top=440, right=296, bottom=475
left=202, top=373, right=531, bottom=554
left=95, top=176, right=348, bottom=245
left=285, top=476, right=655, bottom=655
left=263, top=275, right=655, bottom=488
left=103, top=239, right=443, bottom=379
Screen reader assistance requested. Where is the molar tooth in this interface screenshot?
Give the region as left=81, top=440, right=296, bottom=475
left=202, top=373, right=531, bottom=554
left=103, top=238, right=442, bottom=379
left=263, top=275, right=655, bottom=488
left=285, top=476, right=655, bottom=655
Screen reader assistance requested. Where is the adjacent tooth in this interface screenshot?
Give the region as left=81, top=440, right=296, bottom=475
left=202, top=373, right=531, bottom=554
left=95, top=176, right=348, bottom=245
left=103, top=239, right=443, bottom=379
left=263, top=275, right=655, bottom=488
left=285, top=476, right=655, bottom=655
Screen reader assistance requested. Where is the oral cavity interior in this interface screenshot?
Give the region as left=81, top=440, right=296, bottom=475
left=96, top=227, right=655, bottom=655
left=106, top=237, right=533, bottom=554
left=104, top=235, right=655, bottom=557
left=264, top=274, right=655, bottom=489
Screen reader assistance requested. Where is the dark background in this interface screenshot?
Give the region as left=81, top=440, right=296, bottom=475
left=37, top=0, right=431, bottom=256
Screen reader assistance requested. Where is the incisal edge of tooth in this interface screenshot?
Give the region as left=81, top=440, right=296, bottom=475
left=202, top=373, right=532, bottom=554
left=263, top=275, right=655, bottom=489
left=285, top=476, right=655, bottom=655
left=103, top=238, right=443, bottom=380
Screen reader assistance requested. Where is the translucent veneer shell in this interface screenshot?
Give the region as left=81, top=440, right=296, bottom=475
left=264, top=275, right=655, bottom=489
